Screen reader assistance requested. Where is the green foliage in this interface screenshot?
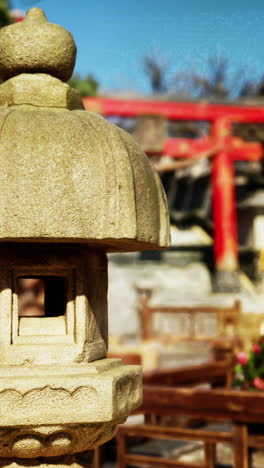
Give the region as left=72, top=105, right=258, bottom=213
left=234, top=343, right=264, bottom=390
left=0, top=0, right=11, bottom=28
left=68, top=74, right=99, bottom=97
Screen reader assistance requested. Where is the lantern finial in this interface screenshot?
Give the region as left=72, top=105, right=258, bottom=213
left=24, top=7, right=48, bottom=23
left=0, top=7, right=76, bottom=82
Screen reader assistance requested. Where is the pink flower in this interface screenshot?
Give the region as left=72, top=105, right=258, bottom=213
left=237, top=352, right=248, bottom=365
left=253, top=344, right=262, bottom=354
left=254, top=377, right=264, bottom=390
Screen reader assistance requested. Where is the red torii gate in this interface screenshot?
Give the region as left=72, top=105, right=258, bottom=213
left=83, top=97, right=264, bottom=290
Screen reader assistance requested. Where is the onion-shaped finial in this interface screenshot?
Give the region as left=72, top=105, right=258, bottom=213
left=0, top=7, right=76, bottom=82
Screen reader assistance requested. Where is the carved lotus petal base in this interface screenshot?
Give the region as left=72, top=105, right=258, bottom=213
left=0, top=452, right=94, bottom=468
left=0, top=359, right=142, bottom=427
left=0, top=423, right=116, bottom=458
left=0, top=359, right=142, bottom=459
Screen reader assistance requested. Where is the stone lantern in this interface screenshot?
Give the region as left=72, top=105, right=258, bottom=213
left=0, top=7, right=170, bottom=468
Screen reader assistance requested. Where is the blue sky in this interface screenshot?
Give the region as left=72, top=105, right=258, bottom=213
left=11, top=0, right=264, bottom=94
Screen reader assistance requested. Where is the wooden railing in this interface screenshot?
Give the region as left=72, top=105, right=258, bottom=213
left=117, top=362, right=264, bottom=468
left=139, top=293, right=241, bottom=345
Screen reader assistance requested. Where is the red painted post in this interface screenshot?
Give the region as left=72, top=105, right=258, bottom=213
left=212, top=118, right=240, bottom=291
left=10, top=9, right=25, bottom=23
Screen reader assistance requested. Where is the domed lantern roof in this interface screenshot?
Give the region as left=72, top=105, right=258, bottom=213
left=0, top=8, right=170, bottom=251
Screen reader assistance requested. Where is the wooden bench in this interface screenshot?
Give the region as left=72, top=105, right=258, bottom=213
left=138, top=290, right=241, bottom=346
left=107, top=295, right=243, bottom=373
left=137, top=289, right=264, bottom=351
left=116, top=361, right=264, bottom=468
left=143, top=360, right=234, bottom=389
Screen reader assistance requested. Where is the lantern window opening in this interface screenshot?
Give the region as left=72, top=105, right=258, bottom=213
left=17, top=275, right=66, bottom=318
left=11, top=268, right=76, bottom=344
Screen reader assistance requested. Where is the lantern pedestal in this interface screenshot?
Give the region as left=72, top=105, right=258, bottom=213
left=0, top=359, right=141, bottom=459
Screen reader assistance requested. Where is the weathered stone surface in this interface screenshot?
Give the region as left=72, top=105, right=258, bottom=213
left=9, top=425, right=111, bottom=457
left=0, top=7, right=168, bottom=468
left=0, top=359, right=142, bottom=428
left=0, top=8, right=76, bottom=82
left=0, top=7, right=170, bottom=252
left=0, top=236, right=143, bottom=460
left=0, top=244, right=108, bottom=366
left=0, top=74, right=83, bottom=110
left=0, top=359, right=141, bottom=456
left=0, top=106, right=169, bottom=250
left=0, top=453, right=94, bottom=468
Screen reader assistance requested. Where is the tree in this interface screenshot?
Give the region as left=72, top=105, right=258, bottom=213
left=68, top=74, right=99, bottom=97
left=143, top=53, right=261, bottom=100
left=185, top=56, right=255, bottom=100
left=253, top=78, right=264, bottom=97
left=143, top=52, right=169, bottom=94
left=0, top=0, right=12, bottom=28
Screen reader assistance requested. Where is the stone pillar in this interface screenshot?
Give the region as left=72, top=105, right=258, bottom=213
left=0, top=7, right=170, bottom=468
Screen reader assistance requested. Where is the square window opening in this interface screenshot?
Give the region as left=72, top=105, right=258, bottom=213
left=17, top=276, right=66, bottom=318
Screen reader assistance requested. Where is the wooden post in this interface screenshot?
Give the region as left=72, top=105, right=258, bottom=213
left=233, top=423, right=249, bottom=468
left=116, top=430, right=127, bottom=468
left=204, top=442, right=216, bottom=468
left=93, top=447, right=102, bottom=468
left=136, top=286, right=153, bottom=340
left=212, top=118, right=240, bottom=292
